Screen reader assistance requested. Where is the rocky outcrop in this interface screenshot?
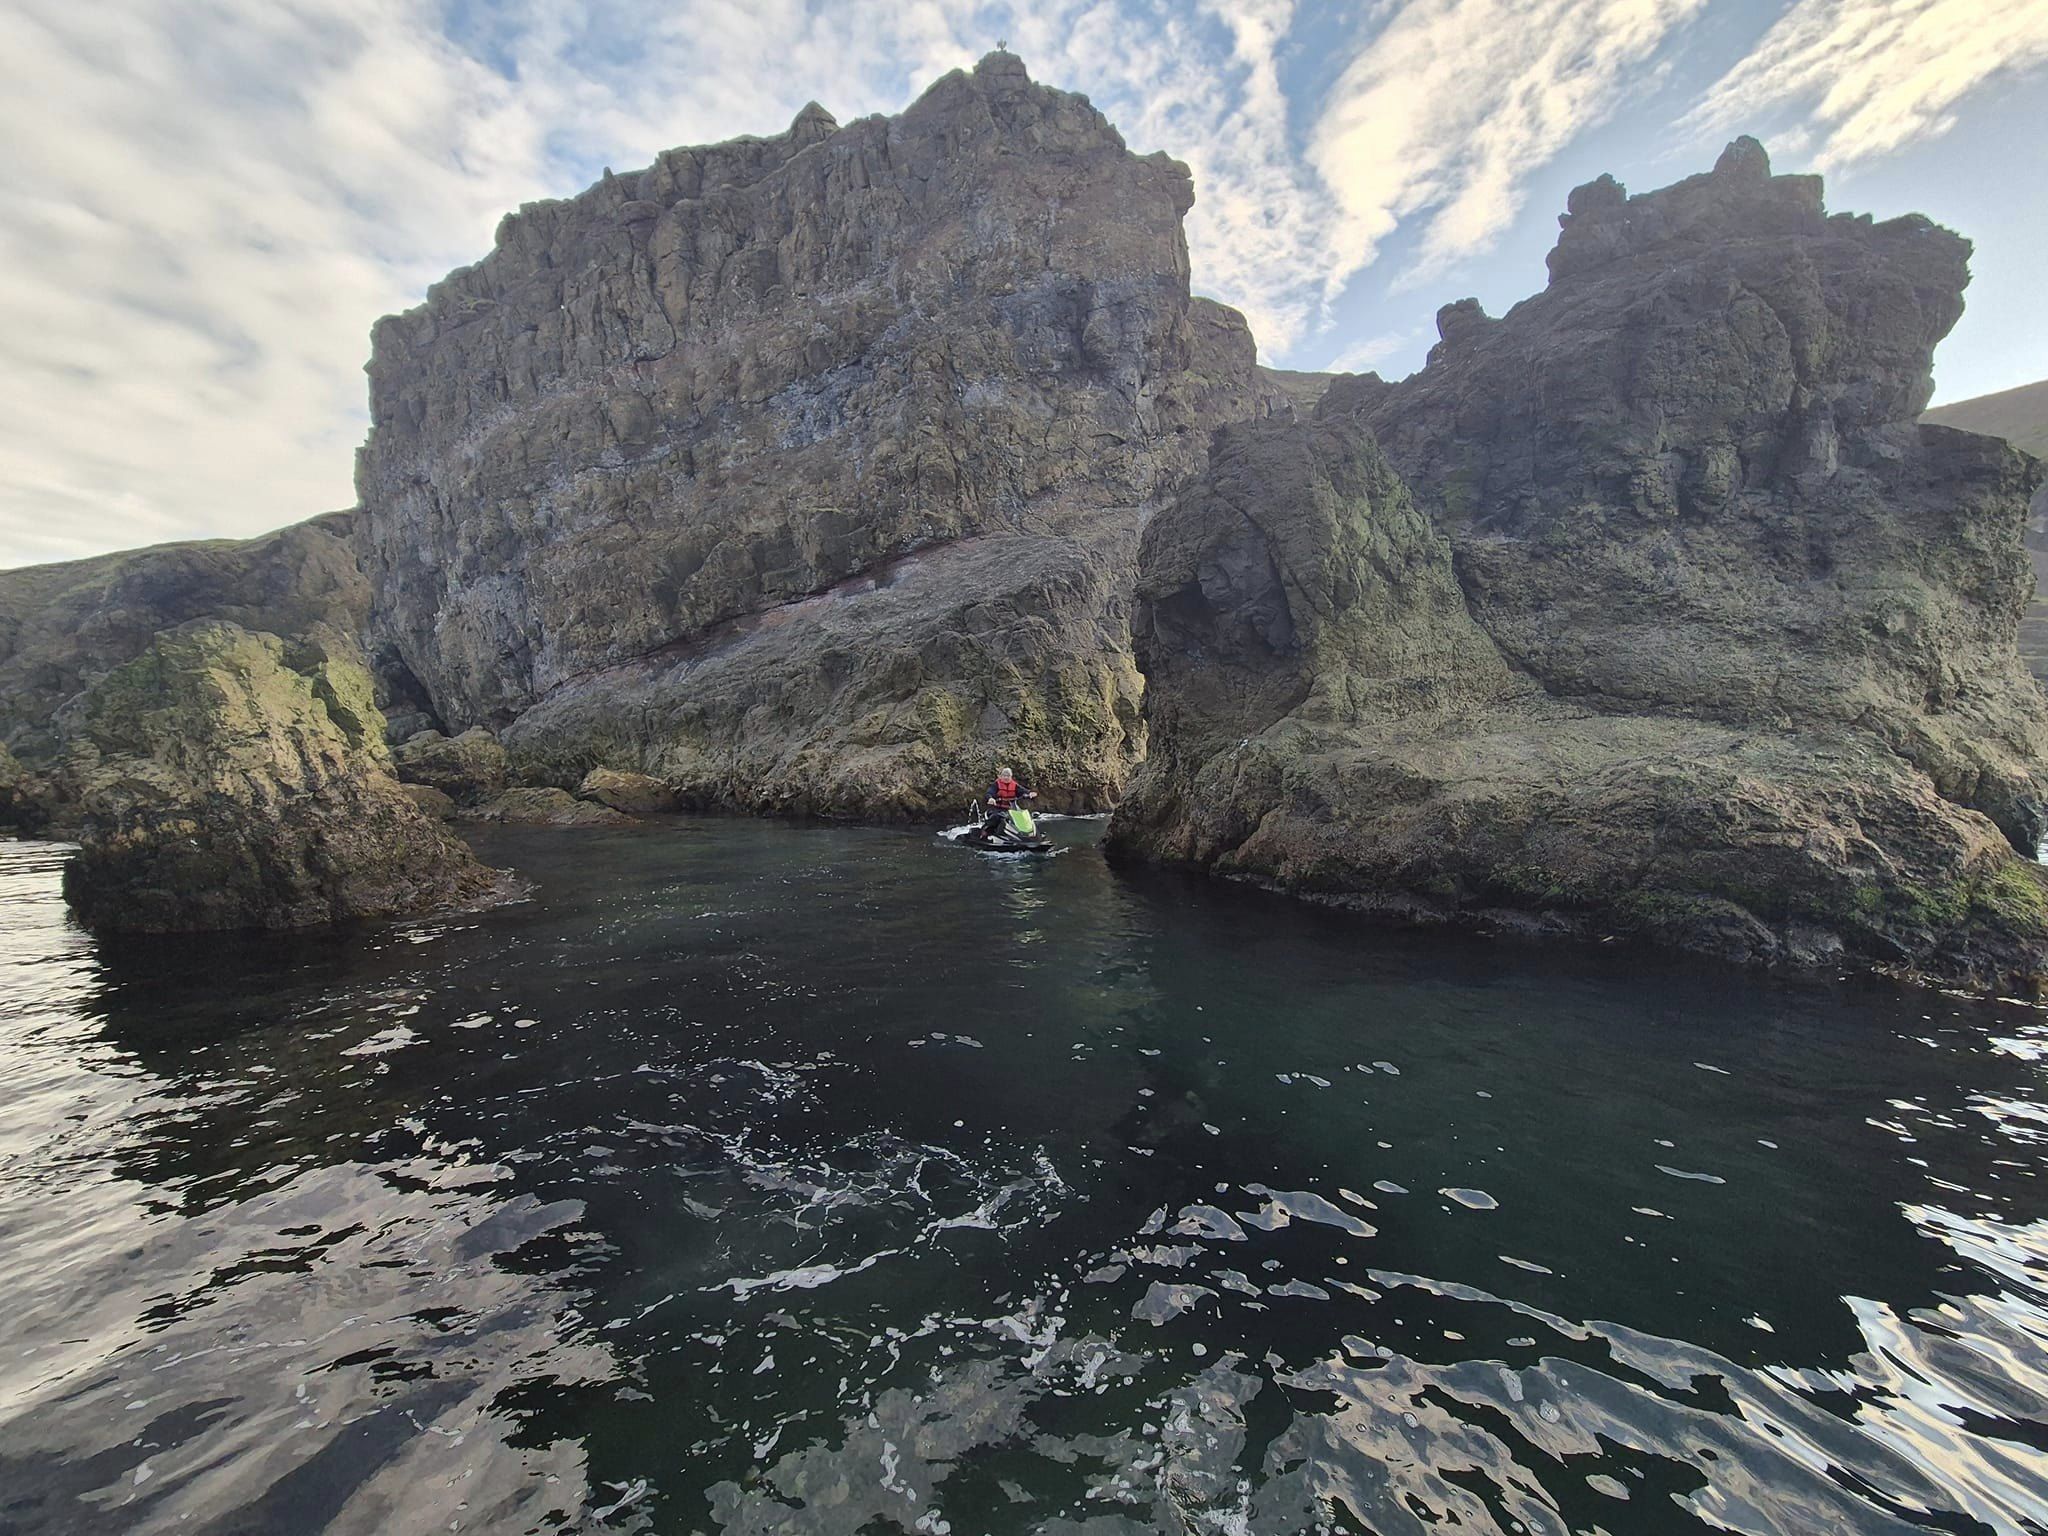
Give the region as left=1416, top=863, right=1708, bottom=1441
left=1110, top=141, right=2048, bottom=992
left=0, top=742, right=48, bottom=833
left=462, top=787, right=634, bottom=827
left=501, top=520, right=1150, bottom=814
left=354, top=51, right=1279, bottom=814
left=576, top=768, right=679, bottom=815
left=1923, top=379, right=2048, bottom=682
left=393, top=727, right=510, bottom=807
left=58, top=622, right=499, bottom=933
left=1924, top=378, right=2048, bottom=458
left=0, top=515, right=374, bottom=767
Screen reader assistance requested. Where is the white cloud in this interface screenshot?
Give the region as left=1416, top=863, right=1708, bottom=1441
left=0, top=0, right=972, bottom=568
left=1688, top=0, right=2048, bottom=166
left=1320, top=330, right=1417, bottom=376
left=1309, top=0, right=1707, bottom=287
left=0, top=0, right=1338, bottom=565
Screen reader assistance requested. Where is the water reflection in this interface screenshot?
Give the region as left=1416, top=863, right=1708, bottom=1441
left=0, top=823, right=2044, bottom=1533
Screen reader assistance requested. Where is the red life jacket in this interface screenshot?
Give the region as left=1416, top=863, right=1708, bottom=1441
left=993, top=776, right=1021, bottom=806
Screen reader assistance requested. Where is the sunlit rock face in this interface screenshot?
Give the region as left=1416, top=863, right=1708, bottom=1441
left=0, top=514, right=370, bottom=769
left=355, top=51, right=1283, bottom=815
left=1110, top=140, right=2048, bottom=992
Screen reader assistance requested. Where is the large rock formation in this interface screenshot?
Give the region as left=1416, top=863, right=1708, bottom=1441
left=354, top=51, right=1278, bottom=813
left=1924, top=378, right=2048, bottom=682
left=1110, top=141, right=2048, bottom=992
left=59, top=621, right=498, bottom=933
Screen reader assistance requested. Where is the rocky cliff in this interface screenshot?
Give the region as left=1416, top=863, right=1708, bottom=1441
left=1924, top=378, right=2048, bottom=682
left=354, top=51, right=1278, bottom=813
left=1110, top=141, right=2048, bottom=992
left=59, top=622, right=498, bottom=933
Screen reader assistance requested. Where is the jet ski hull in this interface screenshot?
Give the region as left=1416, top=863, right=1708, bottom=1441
left=958, top=830, right=1054, bottom=855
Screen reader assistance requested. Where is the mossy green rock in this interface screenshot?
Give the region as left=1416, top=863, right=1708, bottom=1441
left=0, top=514, right=370, bottom=766
left=59, top=621, right=499, bottom=933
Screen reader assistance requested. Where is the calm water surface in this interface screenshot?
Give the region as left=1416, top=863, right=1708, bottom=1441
left=2, top=818, right=2046, bottom=1535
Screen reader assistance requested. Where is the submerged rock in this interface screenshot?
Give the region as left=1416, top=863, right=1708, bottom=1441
left=59, top=622, right=500, bottom=933
left=1110, top=142, right=2048, bottom=992
left=462, top=787, right=633, bottom=827
left=354, top=51, right=1283, bottom=813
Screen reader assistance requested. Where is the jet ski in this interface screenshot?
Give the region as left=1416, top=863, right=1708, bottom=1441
left=958, top=802, right=1055, bottom=854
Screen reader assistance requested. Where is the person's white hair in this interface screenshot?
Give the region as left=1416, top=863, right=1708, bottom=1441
left=997, top=766, right=1012, bottom=776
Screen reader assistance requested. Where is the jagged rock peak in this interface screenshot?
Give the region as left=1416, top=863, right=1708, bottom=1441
left=1548, top=135, right=1841, bottom=283
left=386, top=50, right=1131, bottom=350
left=789, top=99, right=838, bottom=141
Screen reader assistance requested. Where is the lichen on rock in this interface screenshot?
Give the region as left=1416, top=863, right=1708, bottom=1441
left=58, top=621, right=501, bottom=933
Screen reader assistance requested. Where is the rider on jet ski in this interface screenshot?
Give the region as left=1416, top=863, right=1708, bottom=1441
left=983, top=766, right=1036, bottom=835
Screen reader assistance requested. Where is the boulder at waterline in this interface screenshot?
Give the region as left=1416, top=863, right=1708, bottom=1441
left=576, top=768, right=679, bottom=815
left=394, top=727, right=510, bottom=807
left=59, top=621, right=501, bottom=933
left=462, top=788, right=634, bottom=828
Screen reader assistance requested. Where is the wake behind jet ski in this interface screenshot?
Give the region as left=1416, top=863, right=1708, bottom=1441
left=958, top=767, right=1054, bottom=854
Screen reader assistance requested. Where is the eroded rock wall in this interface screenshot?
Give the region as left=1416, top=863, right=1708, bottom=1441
left=354, top=51, right=1277, bottom=812
left=1111, top=141, right=2048, bottom=992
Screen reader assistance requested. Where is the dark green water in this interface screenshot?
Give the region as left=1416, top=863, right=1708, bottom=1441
left=2, top=817, right=2045, bottom=1535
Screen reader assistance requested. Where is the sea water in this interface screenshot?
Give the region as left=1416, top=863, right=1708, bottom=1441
left=1, top=819, right=2044, bottom=1533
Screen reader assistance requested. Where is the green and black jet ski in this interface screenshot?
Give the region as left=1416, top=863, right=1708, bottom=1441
left=959, top=802, right=1054, bottom=854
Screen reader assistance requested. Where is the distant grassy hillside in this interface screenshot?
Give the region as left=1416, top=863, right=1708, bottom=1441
left=1924, top=379, right=2048, bottom=458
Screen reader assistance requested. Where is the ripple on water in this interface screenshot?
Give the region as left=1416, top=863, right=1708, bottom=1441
left=2, top=824, right=2046, bottom=1534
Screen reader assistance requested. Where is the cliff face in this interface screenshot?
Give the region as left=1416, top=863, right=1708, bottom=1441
left=1111, top=142, right=2048, bottom=991
left=58, top=622, right=498, bottom=933
left=1923, top=379, right=2048, bottom=683
left=354, top=51, right=1276, bottom=812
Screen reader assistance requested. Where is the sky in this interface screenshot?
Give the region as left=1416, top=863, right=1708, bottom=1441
left=1, top=0, right=2044, bottom=568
